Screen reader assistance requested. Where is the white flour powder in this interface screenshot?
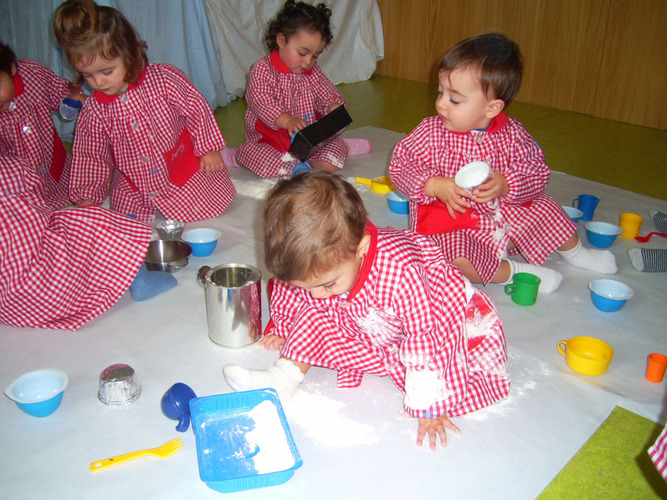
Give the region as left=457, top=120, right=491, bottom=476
left=245, top=400, right=295, bottom=473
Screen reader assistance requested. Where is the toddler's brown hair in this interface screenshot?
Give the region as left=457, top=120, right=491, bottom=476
left=439, top=32, right=523, bottom=105
left=264, top=172, right=367, bottom=282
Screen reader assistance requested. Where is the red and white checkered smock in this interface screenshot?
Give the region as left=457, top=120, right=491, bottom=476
left=649, top=425, right=667, bottom=480
left=0, top=59, right=74, bottom=209
left=70, top=64, right=236, bottom=223
left=389, top=114, right=576, bottom=284
left=235, top=51, right=347, bottom=178
left=267, top=222, right=510, bottom=419
left=0, top=154, right=151, bottom=331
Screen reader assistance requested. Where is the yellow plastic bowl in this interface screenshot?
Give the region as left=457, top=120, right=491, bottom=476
left=557, top=336, right=614, bottom=376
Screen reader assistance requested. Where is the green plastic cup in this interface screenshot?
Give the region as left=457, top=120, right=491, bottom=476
left=504, top=272, right=541, bottom=306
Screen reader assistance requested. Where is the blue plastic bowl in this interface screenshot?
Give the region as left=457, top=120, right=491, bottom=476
left=562, top=205, right=583, bottom=223
left=4, top=369, right=68, bottom=417
left=386, top=190, right=409, bottom=214
left=182, top=228, right=222, bottom=257
left=588, top=279, right=633, bottom=312
left=584, top=221, right=623, bottom=248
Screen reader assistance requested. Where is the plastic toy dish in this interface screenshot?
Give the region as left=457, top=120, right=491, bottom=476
left=354, top=176, right=395, bottom=194
left=455, top=161, right=490, bottom=190
left=4, top=369, right=68, bottom=417
left=584, top=221, right=623, bottom=248
left=386, top=190, right=409, bottom=214
left=588, top=279, right=633, bottom=312
left=190, top=389, right=302, bottom=493
left=144, top=239, right=192, bottom=272
left=182, top=228, right=222, bottom=257
left=562, top=205, right=584, bottom=223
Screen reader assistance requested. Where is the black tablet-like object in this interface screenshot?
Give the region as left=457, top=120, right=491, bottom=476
left=288, top=106, right=353, bottom=161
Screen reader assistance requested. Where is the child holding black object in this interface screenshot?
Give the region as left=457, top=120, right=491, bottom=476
left=223, top=172, right=510, bottom=450
left=222, top=1, right=371, bottom=178
left=0, top=42, right=84, bottom=208
left=389, top=33, right=616, bottom=293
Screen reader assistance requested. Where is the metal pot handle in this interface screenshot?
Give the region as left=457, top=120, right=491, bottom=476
left=197, top=266, right=211, bottom=287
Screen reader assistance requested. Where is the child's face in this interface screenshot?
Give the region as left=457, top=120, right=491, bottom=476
left=436, top=67, right=502, bottom=133
left=290, top=234, right=370, bottom=300
left=276, top=29, right=327, bottom=74
left=74, top=55, right=128, bottom=96
left=0, top=65, right=17, bottom=112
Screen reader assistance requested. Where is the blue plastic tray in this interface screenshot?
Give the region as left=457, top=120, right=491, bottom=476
left=189, top=389, right=302, bottom=493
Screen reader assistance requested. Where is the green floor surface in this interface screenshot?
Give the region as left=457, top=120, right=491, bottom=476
left=538, top=406, right=667, bottom=499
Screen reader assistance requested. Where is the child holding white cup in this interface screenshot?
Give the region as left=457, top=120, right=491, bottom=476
left=390, top=33, right=617, bottom=293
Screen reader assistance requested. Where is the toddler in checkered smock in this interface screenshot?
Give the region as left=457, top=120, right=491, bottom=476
left=224, top=172, right=510, bottom=450
left=389, top=33, right=617, bottom=293
left=53, top=0, right=236, bottom=223
left=0, top=43, right=85, bottom=209
left=0, top=154, right=152, bottom=330
left=222, top=1, right=371, bottom=178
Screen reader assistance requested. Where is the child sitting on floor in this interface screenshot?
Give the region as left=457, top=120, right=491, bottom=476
left=223, top=172, right=510, bottom=450
left=0, top=42, right=85, bottom=209
left=222, top=1, right=371, bottom=178
left=54, top=0, right=236, bottom=223
left=389, top=33, right=616, bottom=293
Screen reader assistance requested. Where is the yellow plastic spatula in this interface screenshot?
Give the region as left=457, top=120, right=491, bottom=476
left=90, top=437, right=183, bottom=471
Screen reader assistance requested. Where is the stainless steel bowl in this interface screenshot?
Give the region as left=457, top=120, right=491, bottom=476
left=144, top=239, right=192, bottom=273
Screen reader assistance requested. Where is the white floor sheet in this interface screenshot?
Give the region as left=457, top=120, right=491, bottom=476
left=1, top=127, right=666, bottom=499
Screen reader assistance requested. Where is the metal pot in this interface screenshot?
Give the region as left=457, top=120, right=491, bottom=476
left=197, top=264, right=262, bottom=347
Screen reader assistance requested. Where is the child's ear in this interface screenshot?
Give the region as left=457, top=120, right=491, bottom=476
left=276, top=32, right=286, bottom=48
left=485, top=99, right=505, bottom=119
left=356, top=234, right=371, bottom=259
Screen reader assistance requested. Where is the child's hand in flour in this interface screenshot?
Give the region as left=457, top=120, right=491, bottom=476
left=259, top=333, right=286, bottom=351
left=424, top=176, right=471, bottom=217
left=416, top=414, right=462, bottom=451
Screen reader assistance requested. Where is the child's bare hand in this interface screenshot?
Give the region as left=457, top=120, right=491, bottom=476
left=258, top=334, right=286, bottom=351
left=66, top=92, right=86, bottom=105
left=278, top=113, right=307, bottom=136
left=416, top=414, right=462, bottom=450
left=200, top=151, right=224, bottom=175
left=425, top=177, right=471, bottom=217
left=327, top=102, right=342, bottom=113
left=470, top=170, right=508, bottom=204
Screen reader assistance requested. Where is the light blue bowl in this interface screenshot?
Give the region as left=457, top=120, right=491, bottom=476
left=589, top=279, right=633, bottom=312
left=584, top=221, right=623, bottom=248
left=4, top=369, right=68, bottom=417
left=562, top=205, right=583, bottom=223
left=183, top=228, right=222, bottom=257
left=386, top=190, right=409, bottom=214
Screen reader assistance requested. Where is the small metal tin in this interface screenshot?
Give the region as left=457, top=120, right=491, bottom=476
left=97, top=363, right=142, bottom=405
left=154, top=219, right=185, bottom=240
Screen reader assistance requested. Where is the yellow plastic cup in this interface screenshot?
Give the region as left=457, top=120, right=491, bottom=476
left=619, top=212, right=643, bottom=239
left=557, top=336, right=614, bottom=376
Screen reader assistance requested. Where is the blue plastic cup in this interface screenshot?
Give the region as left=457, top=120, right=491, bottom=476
left=573, top=194, right=600, bottom=221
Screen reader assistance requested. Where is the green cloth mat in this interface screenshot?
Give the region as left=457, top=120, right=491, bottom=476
left=538, top=406, right=667, bottom=499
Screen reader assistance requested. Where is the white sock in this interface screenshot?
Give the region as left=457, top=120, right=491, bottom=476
left=557, top=239, right=617, bottom=274
left=222, top=358, right=304, bottom=402
left=508, top=259, right=563, bottom=293
left=343, top=138, right=373, bottom=156
left=221, top=147, right=239, bottom=168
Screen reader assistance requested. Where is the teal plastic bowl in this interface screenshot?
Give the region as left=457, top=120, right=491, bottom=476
left=584, top=222, right=623, bottom=248
left=386, top=190, right=409, bottom=214
left=4, top=369, right=68, bottom=417
left=562, top=205, right=583, bottom=223
left=182, top=228, right=222, bottom=257
left=589, top=279, right=633, bottom=312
